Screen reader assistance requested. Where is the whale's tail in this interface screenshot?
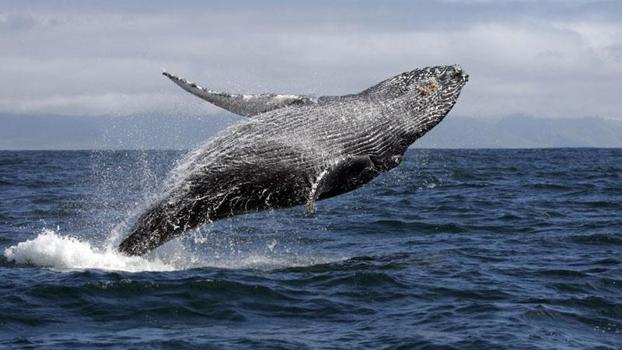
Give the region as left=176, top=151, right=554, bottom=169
left=118, top=200, right=182, bottom=256
left=119, top=191, right=211, bottom=256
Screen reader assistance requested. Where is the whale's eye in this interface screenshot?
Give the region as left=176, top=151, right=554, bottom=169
left=415, top=77, right=440, bottom=96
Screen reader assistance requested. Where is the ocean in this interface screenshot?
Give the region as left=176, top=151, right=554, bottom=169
left=0, top=148, right=620, bottom=349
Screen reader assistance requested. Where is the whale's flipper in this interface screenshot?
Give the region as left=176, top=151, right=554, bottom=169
left=305, top=169, right=329, bottom=215
left=305, top=155, right=380, bottom=215
left=163, top=71, right=317, bottom=117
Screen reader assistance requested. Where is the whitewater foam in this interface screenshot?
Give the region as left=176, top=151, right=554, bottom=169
left=3, top=229, right=175, bottom=272
left=3, top=229, right=346, bottom=273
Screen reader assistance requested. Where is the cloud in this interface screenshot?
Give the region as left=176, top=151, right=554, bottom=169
left=0, top=92, right=214, bottom=117
left=0, top=13, right=39, bottom=32
left=0, top=0, right=620, bottom=119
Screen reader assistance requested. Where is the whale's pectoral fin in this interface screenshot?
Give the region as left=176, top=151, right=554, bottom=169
left=305, top=155, right=379, bottom=215
left=163, top=71, right=317, bottom=117
left=305, top=168, right=330, bottom=215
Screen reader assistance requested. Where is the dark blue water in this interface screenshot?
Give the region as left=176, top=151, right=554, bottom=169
left=1, top=149, right=621, bottom=349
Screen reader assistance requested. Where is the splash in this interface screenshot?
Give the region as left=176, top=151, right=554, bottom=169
left=3, top=229, right=174, bottom=272
left=3, top=228, right=345, bottom=273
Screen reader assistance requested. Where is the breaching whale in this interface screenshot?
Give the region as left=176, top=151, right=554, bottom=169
left=118, top=65, right=469, bottom=256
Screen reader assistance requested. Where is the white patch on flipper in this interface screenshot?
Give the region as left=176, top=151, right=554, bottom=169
left=305, top=168, right=329, bottom=215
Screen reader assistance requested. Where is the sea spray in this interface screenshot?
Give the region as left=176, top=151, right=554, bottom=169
left=3, top=229, right=175, bottom=272
left=4, top=228, right=345, bottom=272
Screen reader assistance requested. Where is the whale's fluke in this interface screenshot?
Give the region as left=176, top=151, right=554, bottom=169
left=163, top=71, right=317, bottom=117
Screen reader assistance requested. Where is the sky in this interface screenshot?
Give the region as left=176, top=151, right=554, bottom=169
left=1, top=0, right=621, bottom=120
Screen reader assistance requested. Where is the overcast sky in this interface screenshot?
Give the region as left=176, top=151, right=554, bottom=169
left=1, top=0, right=621, bottom=119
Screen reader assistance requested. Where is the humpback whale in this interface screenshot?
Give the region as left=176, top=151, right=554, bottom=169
left=119, top=65, right=469, bottom=256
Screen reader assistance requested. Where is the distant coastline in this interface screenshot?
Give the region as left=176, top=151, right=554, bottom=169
left=1, top=114, right=621, bottom=150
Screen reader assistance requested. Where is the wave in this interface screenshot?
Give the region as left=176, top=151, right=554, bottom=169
left=3, top=229, right=345, bottom=273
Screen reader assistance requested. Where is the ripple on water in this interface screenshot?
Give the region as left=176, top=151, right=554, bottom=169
left=568, top=233, right=622, bottom=246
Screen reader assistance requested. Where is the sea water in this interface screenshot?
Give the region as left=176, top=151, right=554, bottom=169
left=1, top=149, right=620, bottom=349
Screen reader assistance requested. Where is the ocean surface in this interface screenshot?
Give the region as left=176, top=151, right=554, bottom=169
left=0, top=148, right=620, bottom=349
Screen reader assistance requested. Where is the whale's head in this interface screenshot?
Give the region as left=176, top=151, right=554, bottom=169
left=402, top=65, right=468, bottom=138
left=364, top=65, right=468, bottom=140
